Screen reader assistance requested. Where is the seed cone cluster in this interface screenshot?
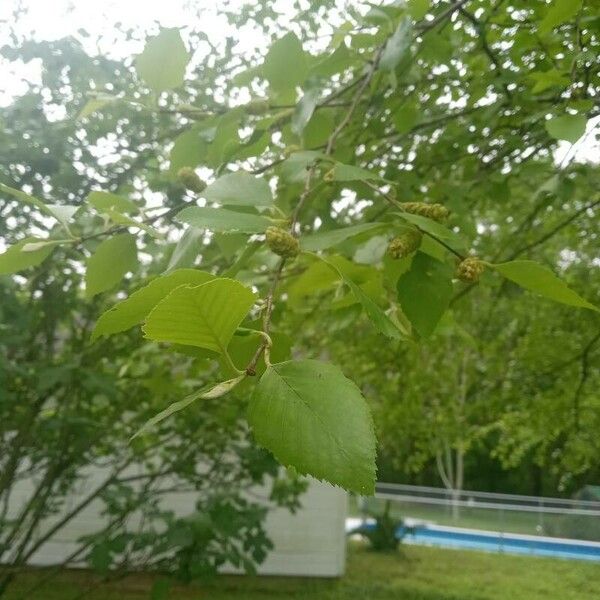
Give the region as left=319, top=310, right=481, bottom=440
left=177, top=167, right=206, bottom=194
left=265, top=226, right=300, bottom=258
left=387, top=230, right=422, bottom=259
left=400, top=202, right=449, bottom=222
left=457, top=256, right=485, bottom=282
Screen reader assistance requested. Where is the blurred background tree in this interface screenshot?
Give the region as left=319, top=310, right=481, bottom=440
left=0, top=0, right=599, bottom=595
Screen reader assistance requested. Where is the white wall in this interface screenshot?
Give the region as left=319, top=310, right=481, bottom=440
left=243, top=480, right=347, bottom=577
left=10, top=472, right=347, bottom=577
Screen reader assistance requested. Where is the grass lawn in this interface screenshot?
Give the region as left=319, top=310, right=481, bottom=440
left=5, top=542, right=600, bottom=600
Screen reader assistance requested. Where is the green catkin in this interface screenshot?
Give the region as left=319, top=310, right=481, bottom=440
left=265, top=226, right=300, bottom=258
left=457, top=256, right=486, bottom=282
left=387, top=230, right=423, bottom=259
left=399, top=202, right=450, bottom=222
left=177, top=167, right=206, bottom=194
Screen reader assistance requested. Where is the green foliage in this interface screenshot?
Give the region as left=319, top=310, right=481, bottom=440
left=143, top=278, right=256, bottom=355
left=132, top=375, right=246, bottom=439
left=175, top=206, right=271, bottom=233
left=167, top=226, right=204, bottom=270
left=92, top=269, right=215, bottom=340
left=545, top=114, right=587, bottom=143
left=0, top=237, right=56, bottom=274
left=135, top=28, right=189, bottom=92
left=379, top=17, right=412, bottom=73
left=262, top=32, right=307, bottom=98
left=87, top=191, right=139, bottom=214
left=0, top=266, right=302, bottom=589
left=203, top=171, right=273, bottom=207
left=0, top=183, right=77, bottom=232
left=539, top=0, right=582, bottom=35
left=248, top=360, right=376, bottom=494
left=1, top=0, right=599, bottom=520
left=397, top=252, right=454, bottom=338
left=492, top=260, right=598, bottom=311
left=301, top=223, right=386, bottom=252
left=351, top=501, right=406, bottom=551
left=85, top=233, right=138, bottom=298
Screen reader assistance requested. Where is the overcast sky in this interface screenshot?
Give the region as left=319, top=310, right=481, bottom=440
left=0, top=0, right=597, bottom=164
left=0, top=0, right=283, bottom=105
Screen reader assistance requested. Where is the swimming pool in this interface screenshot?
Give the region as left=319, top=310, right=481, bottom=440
left=347, top=518, right=600, bottom=562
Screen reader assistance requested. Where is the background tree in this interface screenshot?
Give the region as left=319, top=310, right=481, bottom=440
left=0, top=1, right=599, bottom=593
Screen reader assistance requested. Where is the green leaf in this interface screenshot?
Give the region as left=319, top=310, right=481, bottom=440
left=331, top=163, right=384, bottom=182
left=169, top=128, right=206, bottom=174
left=88, top=191, right=138, bottom=214
left=0, top=184, right=78, bottom=231
left=78, top=95, right=117, bottom=119
left=132, top=375, right=245, bottom=439
left=175, top=206, right=271, bottom=234
left=529, top=69, right=570, bottom=94
left=395, top=212, right=465, bottom=250
left=222, top=240, right=261, bottom=278
left=263, top=32, right=308, bottom=97
left=215, top=233, right=248, bottom=261
left=104, top=210, right=162, bottom=239
left=92, top=269, right=215, bottom=341
left=354, top=235, right=389, bottom=265
left=491, top=260, right=599, bottom=312
left=291, top=88, right=319, bottom=135
left=248, top=359, right=376, bottom=494
left=22, top=240, right=75, bottom=255
left=280, top=151, right=324, bottom=182
left=393, top=103, right=420, bottom=135
left=0, top=237, right=56, bottom=275
left=309, top=43, right=352, bottom=78
left=310, top=253, right=404, bottom=340
left=379, top=17, right=412, bottom=72
left=136, top=28, right=189, bottom=92
left=0, top=182, right=48, bottom=213
left=143, top=278, right=256, bottom=354
left=167, top=227, right=203, bottom=271
left=407, top=0, right=430, bottom=19
left=345, top=278, right=404, bottom=340
left=303, top=109, right=335, bottom=148
left=397, top=251, right=453, bottom=338
left=545, top=114, right=587, bottom=144
left=301, top=223, right=386, bottom=252
left=46, top=204, right=79, bottom=223
left=287, top=255, right=373, bottom=306
left=204, top=111, right=241, bottom=167
left=85, top=233, right=138, bottom=298
left=539, top=0, right=582, bottom=35
left=203, top=171, right=273, bottom=207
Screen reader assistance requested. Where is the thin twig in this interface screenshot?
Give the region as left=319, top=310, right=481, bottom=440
left=507, top=197, right=600, bottom=260
left=417, top=0, right=471, bottom=34
left=244, top=45, right=387, bottom=375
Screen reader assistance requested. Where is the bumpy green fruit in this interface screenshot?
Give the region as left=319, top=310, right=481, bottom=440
left=457, top=256, right=485, bottom=282
left=265, top=226, right=300, bottom=258
left=387, top=230, right=422, bottom=259
left=399, top=202, right=450, bottom=222
left=177, top=167, right=206, bottom=194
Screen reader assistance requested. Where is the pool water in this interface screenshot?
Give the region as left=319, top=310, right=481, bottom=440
left=406, top=524, right=600, bottom=561
left=347, top=519, right=600, bottom=562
